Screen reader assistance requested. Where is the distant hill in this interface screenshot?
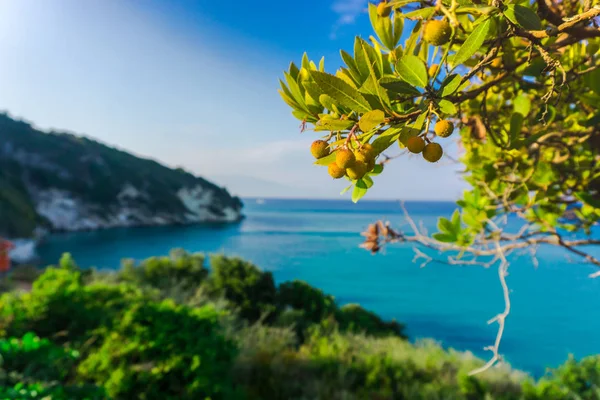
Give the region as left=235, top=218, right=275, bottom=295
left=0, top=113, right=243, bottom=239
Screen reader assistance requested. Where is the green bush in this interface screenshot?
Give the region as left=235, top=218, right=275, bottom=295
left=77, top=299, right=239, bottom=400
left=336, top=303, right=406, bottom=339
left=0, top=382, right=106, bottom=400
left=0, top=260, right=145, bottom=344
left=205, top=255, right=278, bottom=323
left=277, top=280, right=337, bottom=323
left=0, top=333, right=78, bottom=382
left=117, top=249, right=208, bottom=303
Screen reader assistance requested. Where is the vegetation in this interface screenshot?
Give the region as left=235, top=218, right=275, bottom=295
left=278, top=0, right=600, bottom=371
left=0, top=113, right=242, bottom=238
left=0, top=250, right=599, bottom=399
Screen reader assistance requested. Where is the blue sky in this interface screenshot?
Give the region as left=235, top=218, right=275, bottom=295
left=0, top=0, right=467, bottom=199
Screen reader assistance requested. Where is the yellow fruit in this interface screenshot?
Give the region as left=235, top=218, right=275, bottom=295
left=434, top=120, right=454, bottom=138
left=346, top=160, right=368, bottom=180
left=422, top=143, right=443, bottom=162
left=328, top=162, right=346, bottom=179
left=406, top=136, right=426, bottom=153
left=377, top=1, right=391, bottom=17
left=310, top=140, right=330, bottom=159
left=356, top=151, right=375, bottom=171
left=587, top=43, right=599, bottom=56
left=358, top=143, right=376, bottom=159
left=423, top=20, right=451, bottom=46
left=336, top=148, right=356, bottom=169
left=490, top=57, right=502, bottom=69
left=428, top=64, right=439, bottom=77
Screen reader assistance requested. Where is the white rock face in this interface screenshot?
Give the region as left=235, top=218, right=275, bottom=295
left=32, top=184, right=241, bottom=232
left=8, top=239, right=37, bottom=264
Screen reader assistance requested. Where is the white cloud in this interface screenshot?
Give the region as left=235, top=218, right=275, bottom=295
left=330, top=0, right=368, bottom=39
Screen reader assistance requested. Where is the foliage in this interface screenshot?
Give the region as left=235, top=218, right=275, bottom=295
left=278, top=0, right=600, bottom=229
left=0, top=113, right=242, bottom=238
left=77, top=300, right=238, bottom=400
left=204, top=255, right=279, bottom=323
left=1, top=251, right=599, bottom=398
left=117, top=248, right=208, bottom=302
left=0, top=333, right=106, bottom=399
left=278, top=0, right=600, bottom=371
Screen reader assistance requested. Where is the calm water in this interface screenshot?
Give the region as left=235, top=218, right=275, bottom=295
left=37, top=199, right=600, bottom=377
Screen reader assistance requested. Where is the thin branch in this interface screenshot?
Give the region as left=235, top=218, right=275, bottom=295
left=468, top=241, right=511, bottom=375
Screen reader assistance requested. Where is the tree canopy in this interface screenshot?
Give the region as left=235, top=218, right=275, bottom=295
left=279, top=0, right=600, bottom=373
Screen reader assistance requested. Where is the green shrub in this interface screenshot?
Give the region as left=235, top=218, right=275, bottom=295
left=277, top=280, right=336, bottom=323
left=336, top=303, right=406, bottom=339
left=0, top=332, right=78, bottom=382
left=205, top=255, right=278, bottom=323
left=0, top=382, right=106, bottom=400
left=0, top=263, right=145, bottom=344
left=118, top=249, right=208, bottom=300
left=77, top=299, right=239, bottom=400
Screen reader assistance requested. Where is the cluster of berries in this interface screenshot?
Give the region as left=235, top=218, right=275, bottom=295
left=404, top=120, right=454, bottom=162
left=310, top=141, right=379, bottom=180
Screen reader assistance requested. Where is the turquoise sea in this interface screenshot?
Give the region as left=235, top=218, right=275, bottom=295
left=37, top=199, right=600, bottom=377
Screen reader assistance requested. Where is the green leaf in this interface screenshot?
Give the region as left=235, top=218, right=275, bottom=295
left=404, top=20, right=423, bottom=56
left=341, top=184, right=353, bottom=195
left=413, top=110, right=428, bottom=130
left=315, top=117, right=355, bottom=131
left=438, top=217, right=456, bottom=235
left=438, top=99, right=457, bottom=115
left=503, top=4, right=542, bottom=30
left=379, top=77, right=421, bottom=96
left=452, top=17, right=492, bottom=68
left=336, top=68, right=360, bottom=88
left=576, top=192, right=600, bottom=208
left=314, top=152, right=336, bottom=166
left=392, top=11, right=404, bottom=47
left=310, top=71, right=372, bottom=112
left=439, top=74, right=463, bottom=97
left=404, top=7, right=436, bottom=20
left=359, top=110, right=386, bottom=132
left=362, top=175, right=374, bottom=188
left=371, top=126, right=402, bottom=153
left=352, top=181, right=369, bottom=203
left=370, top=163, right=384, bottom=175
left=396, top=55, right=428, bottom=88
left=340, top=50, right=362, bottom=80
left=509, top=112, right=524, bottom=143
left=450, top=210, right=461, bottom=232
left=513, top=94, right=531, bottom=116
left=368, top=3, right=396, bottom=50
left=354, top=37, right=370, bottom=82
left=432, top=232, right=456, bottom=243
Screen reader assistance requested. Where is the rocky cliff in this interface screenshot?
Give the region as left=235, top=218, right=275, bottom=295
left=0, top=113, right=243, bottom=259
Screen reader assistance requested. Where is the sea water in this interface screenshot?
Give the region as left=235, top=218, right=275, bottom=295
left=36, top=199, right=600, bottom=376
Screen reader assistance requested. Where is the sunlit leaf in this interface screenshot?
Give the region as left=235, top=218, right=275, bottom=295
left=396, top=55, right=428, bottom=88
left=452, top=17, right=492, bottom=68
left=311, top=71, right=372, bottom=112
left=352, top=180, right=369, bottom=203
left=439, top=74, right=462, bottom=97
left=438, top=99, right=457, bottom=115
left=503, top=4, right=542, bottom=30
left=359, top=110, right=386, bottom=132
left=313, top=152, right=337, bottom=166
left=513, top=94, right=531, bottom=116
